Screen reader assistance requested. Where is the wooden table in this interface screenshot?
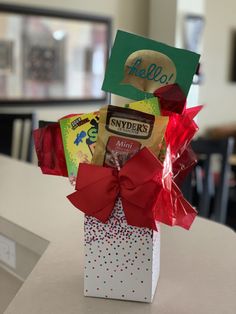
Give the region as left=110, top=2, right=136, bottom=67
left=0, top=155, right=236, bottom=314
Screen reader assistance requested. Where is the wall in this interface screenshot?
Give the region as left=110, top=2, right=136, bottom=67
left=149, top=0, right=205, bottom=109
left=198, top=0, right=236, bottom=132
left=149, top=0, right=177, bottom=45
left=175, top=0, right=205, bottom=49
left=0, top=0, right=149, bottom=121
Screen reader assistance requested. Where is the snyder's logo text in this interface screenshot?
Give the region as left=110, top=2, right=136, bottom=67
left=107, top=117, right=150, bottom=138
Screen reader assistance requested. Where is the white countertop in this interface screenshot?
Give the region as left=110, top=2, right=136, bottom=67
left=0, top=155, right=236, bottom=314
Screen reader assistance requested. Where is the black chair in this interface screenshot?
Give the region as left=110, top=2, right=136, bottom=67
left=182, top=137, right=234, bottom=224
left=0, top=113, right=34, bottom=162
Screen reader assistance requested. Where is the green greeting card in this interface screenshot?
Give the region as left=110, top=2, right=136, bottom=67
left=102, top=30, right=200, bottom=100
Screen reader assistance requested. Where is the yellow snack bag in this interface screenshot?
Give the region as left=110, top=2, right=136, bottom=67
left=124, top=97, right=160, bottom=116
left=60, top=112, right=99, bottom=183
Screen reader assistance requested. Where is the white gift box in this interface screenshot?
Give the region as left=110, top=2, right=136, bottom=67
left=84, top=198, right=160, bottom=303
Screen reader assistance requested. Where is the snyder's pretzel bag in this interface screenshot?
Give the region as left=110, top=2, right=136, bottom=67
left=92, top=105, right=168, bottom=168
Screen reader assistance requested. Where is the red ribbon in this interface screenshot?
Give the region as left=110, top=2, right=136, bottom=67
left=68, top=148, right=162, bottom=230
left=68, top=147, right=198, bottom=230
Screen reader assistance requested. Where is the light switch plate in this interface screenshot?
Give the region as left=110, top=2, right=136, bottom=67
left=0, top=234, right=16, bottom=268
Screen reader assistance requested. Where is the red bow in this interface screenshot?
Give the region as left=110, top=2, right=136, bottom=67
left=67, top=148, right=162, bottom=230
left=67, top=147, right=197, bottom=230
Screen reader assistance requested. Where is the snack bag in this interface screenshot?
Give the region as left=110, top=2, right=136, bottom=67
left=92, top=105, right=168, bottom=168
left=124, top=97, right=160, bottom=115
left=60, top=112, right=99, bottom=183
left=124, top=97, right=167, bottom=162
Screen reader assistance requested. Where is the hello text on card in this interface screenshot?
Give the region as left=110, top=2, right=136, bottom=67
left=122, top=50, right=177, bottom=93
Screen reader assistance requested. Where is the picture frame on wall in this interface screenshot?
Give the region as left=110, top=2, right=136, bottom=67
left=0, top=3, right=111, bottom=105
left=230, top=30, right=236, bottom=82
left=184, top=14, right=204, bottom=85
left=184, top=14, right=204, bottom=54
left=0, top=40, right=14, bottom=73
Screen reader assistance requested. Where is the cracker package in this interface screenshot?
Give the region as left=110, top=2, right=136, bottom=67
left=92, top=105, right=168, bottom=168
left=60, top=112, right=99, bottom=183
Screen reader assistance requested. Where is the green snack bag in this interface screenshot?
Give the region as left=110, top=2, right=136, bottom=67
left=102, top=30, right=200, bottom=100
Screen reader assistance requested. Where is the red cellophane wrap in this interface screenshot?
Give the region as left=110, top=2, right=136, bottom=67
left=172, top=145, right=197, bottom=186
left=33, top=113, right=81, bottom=177
left=33, top=122, right=68, bottom=177
left=34, top=83, right=202, bottom=231
left=149, top=84, right=202, bottom=227
left=67, top=147, right=197, bottom=230
left=156, top=84, right=202, bottom=186
left=154, top=146, right=197, bottom=229
left=154, top=83, right=186, bottom=115
left=165, top=106, right=202, bottom=185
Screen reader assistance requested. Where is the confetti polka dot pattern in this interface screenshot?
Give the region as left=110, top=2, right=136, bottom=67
left=84, top=198, right=160, bottom=302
